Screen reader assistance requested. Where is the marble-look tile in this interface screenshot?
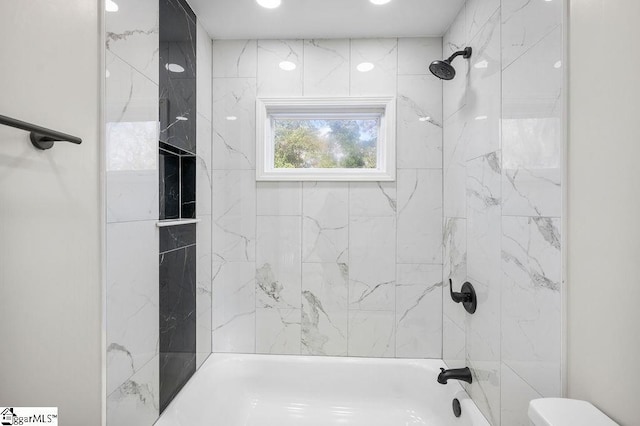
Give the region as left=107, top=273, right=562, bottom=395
left=443, top=314, right=466, bottom=368
left=196, top=217, right=212, bottom=368
left=397, top=75, right=443, bottom=169
left=213, top=216, right=256, bottom=262
left=444, top=4, right=466, bottom=56
left=212, top=170, right=256, bottom=262
left=443, top=217, right=467, bottom=288
left=256, top=308, right=302, bottom=355
left=465, top=281, right=501, bottom=372
left=467, top=356, right=501, bottom=426
left=158, top=1, right=197, bottom=155
left=502, top=0, right=562, bottom=69
left=257, top=182, right=302, bottom=216
left=257, top=40, right=303, bottom=96
left=105, top=0, right=159, bottom=85
left=466, top=152, right=502, bottom=286
left=501, top=363, right=543, bottom=426
left=107, top=355, right=159, bottom=426
left=502, top=216, right=561, bottom=397
left=349, top=182, right=396, bottom=217
left=465, top=0, right=500, bottom=42
left=211, top=261, right=256, bottom=353
left=302, top=182, right=348, bottom=263
left=107, top=170, right=159, bottom=223
left=398, top=37, right=442, bottom=75
left=466, top=154, right=501, bottom=425
left=180, top=156, right=197, bottom=218
left=464, top=10, right=501, bottom=161
left=443, top=7, right=468, bottom=120
left=349, top=216, right=396, bottom=310
left=212, top=39, right=257, bottom=78
left=350, top=38, right=398, bottom=96
left=159, top=149, right=180, bottom=220
left=196, top=21, right=212, bottom=122
left=159, top=352, right=195, bottom=413
left=397, top=169, right=443, bottom=264
left=211, top=170, right=256, bottom=219
left=195, top=116, right=212, bottom=216
left=159, top=245, right=196, bottom=354
left=212, top=78, right=257, bottom=170
left=443, top=217, right=467, bottom=333
left=395, top=264, right=443, bottom=358
left=213, top=215, right=256, bottom=263
left=256, top=216, right=302, bottom=309
left=443, top=111, right=467, bottom=218
left=301, top=263, right=349, bottom=356
left=502, top=167, right=561, bottom=218
left=196, top=314, right=212, bottom=368
left=502, top=27, right=563, bottom=217
left=303, top=39, right=350, bottom=96
left=106, top=53, right=159, bottom=223
left=107, top=221, right=159, bottom=396
left=348, top=310, right=395, bottom=357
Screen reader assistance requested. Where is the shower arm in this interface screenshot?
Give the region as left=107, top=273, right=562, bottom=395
left=445, top=47, right=473, bottom=64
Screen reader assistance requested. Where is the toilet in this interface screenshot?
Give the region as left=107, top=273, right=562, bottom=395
left=529, top=398, right=619, bottom=426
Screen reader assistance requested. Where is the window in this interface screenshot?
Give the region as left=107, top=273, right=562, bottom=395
left=256, top=97, right=396, bottom=181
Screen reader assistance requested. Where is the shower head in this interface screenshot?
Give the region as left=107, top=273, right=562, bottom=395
left=429, top=47, right=472, bottom=81
left=429, top=60, right=456, bottom=80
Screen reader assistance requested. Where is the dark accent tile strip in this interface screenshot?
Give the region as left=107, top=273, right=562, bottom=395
left=180, top=156, right=196, bottom=219
left=159, top=150, right=180, bottom=220
left=159, top=352, right=196, bottom=413
left=160, top=223, right=196, bottom=253
left=159, top=244, right=196, bottom=413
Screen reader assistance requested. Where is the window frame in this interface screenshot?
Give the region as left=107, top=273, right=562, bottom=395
left=256, top=96, right=396, bottom=181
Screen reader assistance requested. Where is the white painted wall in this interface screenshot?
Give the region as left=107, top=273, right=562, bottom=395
left=567, top=1, right=640, bottom=425
left=0, top=1, right=102, bottom=425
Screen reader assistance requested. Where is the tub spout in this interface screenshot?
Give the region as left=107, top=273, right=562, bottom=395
left=437, top=367, right=472, bottom=384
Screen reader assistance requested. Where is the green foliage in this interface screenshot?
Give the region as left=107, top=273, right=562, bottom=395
left=273, top=119, right=378, bottom=169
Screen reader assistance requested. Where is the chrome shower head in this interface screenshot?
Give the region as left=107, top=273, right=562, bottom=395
left=429, top=47, right=472, bottom=81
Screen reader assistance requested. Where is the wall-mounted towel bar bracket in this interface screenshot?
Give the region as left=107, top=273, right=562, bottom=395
left=0, top=114, right=82, bottom=150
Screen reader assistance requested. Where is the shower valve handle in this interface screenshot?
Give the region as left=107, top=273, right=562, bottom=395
left=448, top=279, right=477, bottom=314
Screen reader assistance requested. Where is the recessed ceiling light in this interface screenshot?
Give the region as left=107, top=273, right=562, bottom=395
left=226, top=116, right=238, bottom=121
left=370, top=0, right=392, bottom=4
left=356, top=62, right=375, bottom=72
left=176, top=116, right=188, bottom=121
left=279, top=61, right=297, bottom=71
left=418, top=116, right=431, bottom=122
left=257, top=0, right=281, bottom=8
left=554, top=60, right=562, bottom=69
left=165, top=63, right=185, bottom=73
left=106, top=0, right=119, bottom=12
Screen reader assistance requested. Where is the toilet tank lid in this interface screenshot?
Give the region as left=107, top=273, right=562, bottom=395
left=528, top=399, right=618, bottom=426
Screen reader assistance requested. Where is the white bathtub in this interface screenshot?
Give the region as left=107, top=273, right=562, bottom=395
left=155, top=354, right=489, bottom=426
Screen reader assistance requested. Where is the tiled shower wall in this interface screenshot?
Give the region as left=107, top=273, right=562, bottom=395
left=442, top=0, right=563, bottom=425
left=211, top=38, right=445, bottom=358
left=105, top=0, right=213, bottom=424
left=105, top=0, right=161, bottom=422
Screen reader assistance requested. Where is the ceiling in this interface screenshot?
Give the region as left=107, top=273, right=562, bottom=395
left=187, top=0, right=466, bottom=40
